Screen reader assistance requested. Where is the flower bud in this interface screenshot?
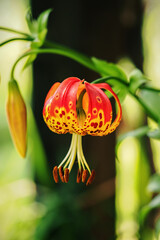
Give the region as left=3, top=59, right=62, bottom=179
left=6, top=80, right=27, bottom=157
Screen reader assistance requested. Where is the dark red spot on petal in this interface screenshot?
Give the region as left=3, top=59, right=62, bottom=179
left=99, top=113, right=102, bottom=119
left=91, top=122, right=95, bottom=127
left=99, top=121, right=103, bottom=128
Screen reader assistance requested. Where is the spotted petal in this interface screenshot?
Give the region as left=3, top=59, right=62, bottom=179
left=82, top=82, right=112, bottom=136
left=93, top=83, right=122, bottom=134
left=43, top=77, right=82, bottom=134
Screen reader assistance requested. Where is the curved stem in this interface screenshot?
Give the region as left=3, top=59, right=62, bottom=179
left=0, top=26, right=30, bottom=37
left=10, top=48, right=96, bottom=79
left=0, top=37, right=33, bottom=47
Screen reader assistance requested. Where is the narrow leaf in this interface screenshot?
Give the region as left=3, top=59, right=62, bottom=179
left=37, top=9, right=52, bottom=33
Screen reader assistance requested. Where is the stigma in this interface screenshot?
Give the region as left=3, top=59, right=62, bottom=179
left=52, top=134, right=95, bottom=185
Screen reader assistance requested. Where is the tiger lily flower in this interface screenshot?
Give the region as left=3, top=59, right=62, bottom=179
left=43, top=77, right=122, bottom=185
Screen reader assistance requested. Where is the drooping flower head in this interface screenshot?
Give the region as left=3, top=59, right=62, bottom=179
left=43, top=77, right=122, bottom=185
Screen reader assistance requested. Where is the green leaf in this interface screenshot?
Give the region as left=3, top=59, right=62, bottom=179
left=137, top=88, right=160, bottom=123
left=112, top=84, right=128, bottom=102
left=26, top=9, right=52, bottom=48
left=147, top=174, right=160, bottom=193
left=129, top=69, right=149, bottom=94
left=91, top=57, right=128, bottom=82
left=37, top=9, right=52, bottom=33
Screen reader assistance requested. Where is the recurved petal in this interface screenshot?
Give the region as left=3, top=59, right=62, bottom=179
left=44, top=82, right=60, bottom=102
left=94, top=83, right=122, bottom=134
left=82, top=82, right=112, bottom=136
left=6, top=80, right=27, bottom=158
left=43, top=77, right=82, bottom=134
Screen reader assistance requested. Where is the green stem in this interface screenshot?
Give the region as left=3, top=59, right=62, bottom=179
left=0, top=37, right=33, bottom=47
left=0, top=26, right=30, bottom=37
left=44, top=40, right=96, bottom=72
left=11, top=47, right=96, bottom=79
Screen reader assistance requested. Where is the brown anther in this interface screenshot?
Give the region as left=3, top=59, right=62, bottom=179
left=86, top=170, right=96, bottom=186
left=53, top=166, right=59, bottom=183
left=82, top=169, right=88, bottom=183
left=64, top=168, right=69, bottom=183
left=59, top=166, right=65, bottom=182
left=76, top=169, right=82, bottom=183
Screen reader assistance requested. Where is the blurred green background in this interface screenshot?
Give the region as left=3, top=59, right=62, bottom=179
left=0, top=0, right=160, bottom=239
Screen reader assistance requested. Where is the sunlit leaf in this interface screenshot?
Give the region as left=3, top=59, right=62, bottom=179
left=147, top=174, right=160, bottom=193
left=129, top=69, right=149, bottom=94
left=37, top=9, right=52, bottom=33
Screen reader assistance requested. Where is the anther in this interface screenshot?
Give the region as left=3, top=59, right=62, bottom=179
left=59, top=166, right=65, bottom=182
left=86, top=170, right=96, bottom=186
left=64, top=168, right=69, bottom=183
left=53, top=166, right=59, bottom=183
left=76, top=169, right=82, bottom=183
left=82, top=169, right=88, bottom=183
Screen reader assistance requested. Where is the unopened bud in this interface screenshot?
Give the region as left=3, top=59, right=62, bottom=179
left=6, top=80, right=27, bottom=158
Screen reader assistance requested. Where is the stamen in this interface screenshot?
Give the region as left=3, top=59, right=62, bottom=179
left=53, top=166, right=59, bottom=183
left=59, top=166, right=65, bottom=182
left=58, top=134, right=76, bottom=168
left=68, top=134, right=78, bottom=172
left=78, top=135, right=91, bottom=175
left=82, top=169, right=88, bottom=183
left=76, top=169, right=82, bottom=183
left=86, top=170, right=96, bottom=186
left=64, top=168, right=69, bottom=183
